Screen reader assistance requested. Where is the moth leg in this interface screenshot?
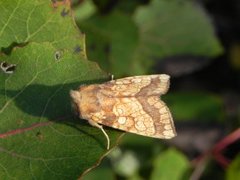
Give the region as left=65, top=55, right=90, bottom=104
left=88, top=120, right=110, bottom=150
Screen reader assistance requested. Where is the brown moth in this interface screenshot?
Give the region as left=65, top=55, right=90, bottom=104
left=70, top=74, right=177, bottom=149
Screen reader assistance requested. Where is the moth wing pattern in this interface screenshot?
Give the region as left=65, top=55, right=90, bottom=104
left=70, top=74, right=176, bottom=149
left=99, top=74, right=170, bottom=97
left=91, top=74, right=176, bottom=139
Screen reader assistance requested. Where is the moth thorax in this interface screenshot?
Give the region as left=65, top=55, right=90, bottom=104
left=78, top=85, right=101, bottom=119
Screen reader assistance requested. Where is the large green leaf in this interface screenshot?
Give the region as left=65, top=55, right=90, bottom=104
left=0, top=0, right=121, bottom=179
left=0, top=0, right=85, bottom=55
left=133, top=0, right=223, bottom=72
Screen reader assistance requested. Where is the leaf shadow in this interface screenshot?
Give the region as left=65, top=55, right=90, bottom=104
left=1, top=80, right=107, bottom=149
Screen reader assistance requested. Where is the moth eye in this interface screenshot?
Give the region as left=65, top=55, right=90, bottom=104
left=71, top=101, right=79, bottom=116
left=71, top=101, right=84, bottom=119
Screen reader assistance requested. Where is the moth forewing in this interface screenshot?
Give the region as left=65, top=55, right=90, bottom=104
left=70, top=74, right=176, bottom=149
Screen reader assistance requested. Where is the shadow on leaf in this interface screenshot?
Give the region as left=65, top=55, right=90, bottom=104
left=1, top=80, right=108, bottom=148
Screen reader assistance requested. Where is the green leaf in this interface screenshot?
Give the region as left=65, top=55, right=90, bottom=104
left=150, top=148, right=190, bottom=180
left=82, top=166, right=115, bottom=180
left=0, top=0, right=122, bottom=179
left=79, top=10, right=139, bottom=77
left=0, top=0, right=85, bottom=56
left=163, top=92, right=224, bottom=121
left=133, top=0, right=223, bottom=72
left=73, top=0, right=96, bottom=21
left=226, top=154, right=240, bottom=180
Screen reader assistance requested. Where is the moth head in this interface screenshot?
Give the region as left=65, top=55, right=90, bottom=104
left=70, top=90, right=82, bottom=118
left=70, top=85, right=100, bottom=120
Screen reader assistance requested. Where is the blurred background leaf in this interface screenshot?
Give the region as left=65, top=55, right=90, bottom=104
left=79, top=10, right=138, bottom=76
left=77, top=0, right=223, bottom=77
left=164, top=92, right=224, bottom=121
left=226, top=154, right=240, bottom=180
left=150, top=148, right=190, bottom=180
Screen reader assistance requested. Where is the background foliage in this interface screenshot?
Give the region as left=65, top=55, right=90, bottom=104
left=0, top=0, right=239, bottom=179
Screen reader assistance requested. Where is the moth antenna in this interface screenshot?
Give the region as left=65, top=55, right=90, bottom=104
left=88, top=120, right=110, bottom=150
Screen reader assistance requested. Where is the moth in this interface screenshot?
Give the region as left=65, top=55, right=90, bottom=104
left=70, top=74, right=176, bottom=149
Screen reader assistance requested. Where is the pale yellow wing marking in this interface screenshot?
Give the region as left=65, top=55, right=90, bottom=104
left=108, top=97, right=156, bottom=136
left=99, top=74, right=170, bottom=97
left=90, top=75, right=175, bottom=139
left=106, top=96, right=176, bottom=139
